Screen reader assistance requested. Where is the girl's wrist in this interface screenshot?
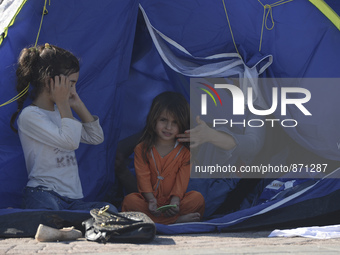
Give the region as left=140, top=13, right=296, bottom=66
left=70, top=98, right=83, bottom=109
left=56, top=102, right=73, bottom=119
left=170, top=196, right=180, bottom=205
left=148, top=198, right=156, bottom=203
left=55, top=98, right=70, bottom=106
left=71, top=101, right=95, bottom=123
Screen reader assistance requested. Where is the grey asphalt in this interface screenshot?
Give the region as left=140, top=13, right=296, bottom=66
left=1, top=231, right=340, bottom=254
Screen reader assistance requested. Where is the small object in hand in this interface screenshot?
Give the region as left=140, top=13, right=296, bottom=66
left=156, top=204, right=177, bottom=212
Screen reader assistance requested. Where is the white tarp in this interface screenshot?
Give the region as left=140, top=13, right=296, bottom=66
left=0, top=0, right=26, bottom=35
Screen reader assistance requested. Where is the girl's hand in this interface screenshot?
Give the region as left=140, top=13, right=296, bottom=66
left=165, top=196, right=180, bottom=217
left=164, top=203, right=180, bottom=217
left=50, top=75, right=72, bottom=105
left=148, top=199, right=161, bottom=217
left=68, top=87, right=82, bottom=108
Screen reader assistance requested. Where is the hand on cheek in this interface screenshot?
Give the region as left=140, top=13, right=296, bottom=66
left=51, top=75, right=71, bottom=105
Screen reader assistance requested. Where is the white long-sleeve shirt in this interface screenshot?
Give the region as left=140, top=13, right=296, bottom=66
left=18, top=105, right=104, bottom=199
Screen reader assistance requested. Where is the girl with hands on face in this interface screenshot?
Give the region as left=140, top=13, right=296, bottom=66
left=50, top=73, right=95, bottom=123
left=49, top=75, right=73, bottom=120
left=50, top=75, right=72, bottom=104
left=10, top=43, right=117, bottom=212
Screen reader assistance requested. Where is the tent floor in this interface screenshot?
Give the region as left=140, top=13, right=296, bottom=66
left=1, top=231, right=340, bottom=254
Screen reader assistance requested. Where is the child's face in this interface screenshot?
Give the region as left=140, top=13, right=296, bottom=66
left=155, top=110, right=179, bottom=143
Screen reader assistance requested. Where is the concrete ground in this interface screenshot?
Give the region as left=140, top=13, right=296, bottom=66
left=1, top=231, right=340, bottom=255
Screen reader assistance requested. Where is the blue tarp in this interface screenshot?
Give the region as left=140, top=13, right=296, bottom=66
left=156, top=169, right=340, bottom=234
left=1, top=0, right=340, bottom=234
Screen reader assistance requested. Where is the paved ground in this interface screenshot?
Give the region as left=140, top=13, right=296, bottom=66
left=1, top=231, right=340, bottom=255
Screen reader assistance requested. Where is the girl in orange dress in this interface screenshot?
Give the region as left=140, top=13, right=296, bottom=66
left=122, top=92, right=205, bottom=224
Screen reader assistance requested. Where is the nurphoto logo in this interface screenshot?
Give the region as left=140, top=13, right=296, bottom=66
left=189, top=77, right=339, bottom=179
left=198, top=82, right=312, bottom=128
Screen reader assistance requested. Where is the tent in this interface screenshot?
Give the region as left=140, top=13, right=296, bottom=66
left=1, top=0, right=340, bottom=236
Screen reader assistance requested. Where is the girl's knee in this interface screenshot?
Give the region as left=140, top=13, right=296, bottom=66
left=187, top=191, right=205, bottom=203
left=122, top=193, right=144, bottom=212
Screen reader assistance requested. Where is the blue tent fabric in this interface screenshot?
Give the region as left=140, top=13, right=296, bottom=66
left=1, top=0, right=340, bottom=236
left=139, top=0, right=340, bottom=75
left=155, top=169, right=340, bottom=235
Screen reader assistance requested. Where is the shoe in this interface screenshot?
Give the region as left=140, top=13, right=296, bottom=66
left=35, top=224, right=82, bottom=242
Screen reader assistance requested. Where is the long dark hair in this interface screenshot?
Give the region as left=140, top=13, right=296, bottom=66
left=140, top=91, right=190, bottom=162
left=10, top=44, right=80, bottom=132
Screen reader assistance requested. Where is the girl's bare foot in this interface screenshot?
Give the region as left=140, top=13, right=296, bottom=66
left=175, top=213, right=201, bottom=223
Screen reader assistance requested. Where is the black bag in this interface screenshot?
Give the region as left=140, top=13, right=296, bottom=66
left=82, top=205, right=156, bottom=243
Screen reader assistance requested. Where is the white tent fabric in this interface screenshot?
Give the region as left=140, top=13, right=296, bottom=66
left=140, top=4, right=272, bottom=109
left=0, top=0, right=26, bottom=34
left=269, top=224, right=340, bottom=239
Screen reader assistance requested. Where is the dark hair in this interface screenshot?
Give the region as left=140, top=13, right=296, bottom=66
left=10, top=44, right=80, bottom=132
left=140, top=91, right=190, bottom=162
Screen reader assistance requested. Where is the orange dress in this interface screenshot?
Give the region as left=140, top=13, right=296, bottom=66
left=122, top=142, right=205, bottom=224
